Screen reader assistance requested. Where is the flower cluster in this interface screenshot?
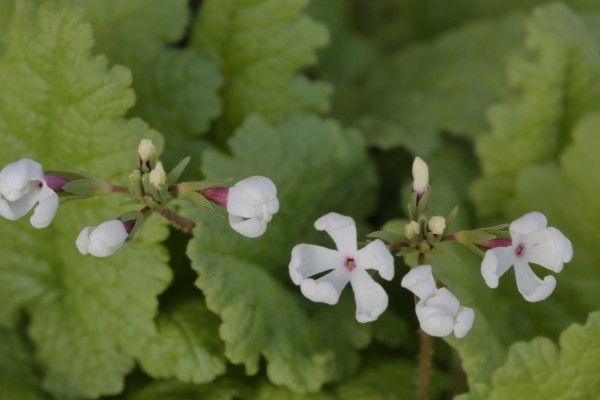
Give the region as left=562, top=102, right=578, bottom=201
left=0, top=139, right=280, bottom=257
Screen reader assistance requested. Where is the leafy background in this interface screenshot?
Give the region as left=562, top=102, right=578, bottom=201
left=0, top=0, right=599, bottom=399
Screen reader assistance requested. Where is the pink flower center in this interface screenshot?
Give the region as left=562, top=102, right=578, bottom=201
left=345, top=257, right=356, bottom=270
left=515, top=243, right=525, bottom=257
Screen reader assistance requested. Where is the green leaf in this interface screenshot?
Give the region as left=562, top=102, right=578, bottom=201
left=128, top=379, right=243, bottom=400
left=138, top=300, right=226, bottom=384
left=187, top=114, right=377, bottom=392
left=343, top=11, right=526, bottom=155
left=483, top=311, right=600, bottom=399
left=368, top=219, right=408, bottom=244
left=192, top=0, right=331, bottom=134
left=472, top=3, right=600, bottom=217
left=0, top=328, right=48, bottom=400
left=0, top=2, right=171, bottom=398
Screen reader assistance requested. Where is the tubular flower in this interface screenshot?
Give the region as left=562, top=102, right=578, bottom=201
left=402, top=265, right=474, bottom=338
left=481, top=212, right=573, bottom=302
left=0, top=158, right=59, bottom=228
left=76, top=219, right=129, bottom=257
left=289, top=212, right=395, bottom=323
left=226, top=176, right=279, bottom=238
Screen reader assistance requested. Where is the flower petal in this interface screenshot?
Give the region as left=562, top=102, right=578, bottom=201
left=0, top=188, right=41, bottom=220
left=300, top=268, right=350, bottom=305
left=400, top=265, right=437, bottom=300
left=481, top=246, right=516, bottom=288
left=30, top=185, right=58, bottom=229
left=289, top=244, right=345, bottom=285
left=314, top=212, right=357, bottom=255
left=355, top=239, right=394, bottom=280
left=87, top=220, right=128, bottom=257
left=509, top=211, right=547, bottom=237
left=425, top=288, right=460, bottom=317
left=415, top=301, right=455, bottom=337
left=514, top=261, right=556, bottom=302
left=350, top=268, right=388, bottom=323
left=454, top=307, right=475, bottom=339
left=76, top=227, right=93, bottom=255
left=228, top=215, right=267, bottom=238
left=524, top=227, right=573, bottom=273
left=227, top=176, right=278, bottom=219
left=0, top=159, right=43, bottom=201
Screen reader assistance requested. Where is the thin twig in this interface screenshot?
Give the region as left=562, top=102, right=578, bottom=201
left=157, top=207, right=196, bottom=234
left=418, top=329, right=434, bottom=400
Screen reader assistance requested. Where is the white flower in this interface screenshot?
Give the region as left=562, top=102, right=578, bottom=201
left=149, top=162, right=166, bottom=189
left=401, top=265, right=474, bottom=338
left=412, top=157, right=429, bottom=195
left=76, top=220, right=129, bottom=257
left=226, top=176, right=279, bottom=238
left=481, top=212, right=573, bottom=302
left=138, top=139, right=156, bottom=162
left=289, top=212, right=394, bottom=323
left=0, top=158, right=59, bottom=229
left=404, top=220, right=421, bottom=239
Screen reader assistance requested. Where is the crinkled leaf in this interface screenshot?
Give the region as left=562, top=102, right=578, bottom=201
left=483, top=311, right=600, bottom=399
left=0, top=328, right=48, bottom=400
left=0, top=2, right=171, bottom=398
left=343, top=12, right=526, bottom=155
left=187, top=114, right=377, bottom=392
left=138, top=300, right=226, bottom=384
left=192, top=0, right=330, bottom=134
left=472, top=3, right=600, bottom=217
left=128, top=379, right=243, bottom=400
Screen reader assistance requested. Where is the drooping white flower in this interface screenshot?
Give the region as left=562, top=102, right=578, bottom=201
left=412, top=157, right=429, bottom=195
left=289, top=212, right=394, bottom=323
left=481, top=212, right=573, bottom=302
left=76, top=219, right=129, bottom=257
left=428, top=216, right=446, bottom=235
left=226, top=176, right=279, bottom=238
left=0, top=158, right=59, bottom=229
left=401, top=265, right=474, bottom=338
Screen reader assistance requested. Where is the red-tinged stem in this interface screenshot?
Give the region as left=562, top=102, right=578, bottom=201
left=418, top=329, right=433, bottom=400
left=157, top=207, right=196, bottom=234
left=110, top=185, right=128, bottom=193
left=479, top=238, right=512, bottom=249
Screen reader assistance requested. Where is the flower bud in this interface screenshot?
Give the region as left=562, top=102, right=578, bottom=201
left=76, top=219, right=129, bottom=257
left=412, top=157, right=429, bottom=195
left=404, top=221, right=421, bottom=240
left=149, top=162, right=166, bottom=189
left=227, top=176, right=279, bottom=238
left=428, top=216, right=446, bottom=235
left=138, top=139, right=156, bottom=162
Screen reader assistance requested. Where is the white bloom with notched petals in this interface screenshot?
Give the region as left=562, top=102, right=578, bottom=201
left=412, top=157, right=429, bottom=195
left=76, top=220, right=128, bottom=257
left=402, top=265, right=474, bottom=338
left=226, top=176, right=279, bottom=238
left=481, top=212, right=573, bottom=302
left=289, top=212, right=394, bottom=323
left=0, top=158, right=59, bottom=228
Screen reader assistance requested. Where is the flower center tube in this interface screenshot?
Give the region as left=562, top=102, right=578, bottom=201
left=346, top=257, right=356, bottom=270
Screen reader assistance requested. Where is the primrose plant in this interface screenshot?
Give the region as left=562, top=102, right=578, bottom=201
left=288, top=157, right=573, bottom=340
left=0, top=139, right=279, bottom=257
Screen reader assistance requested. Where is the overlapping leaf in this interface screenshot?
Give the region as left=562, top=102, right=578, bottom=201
left=0, top=2, right=170, bottom=398
left=472, top=3, right=600, bottom=217
left=192, top=0, right=330, bottom=134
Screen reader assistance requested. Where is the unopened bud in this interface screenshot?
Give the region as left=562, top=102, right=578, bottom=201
left=138, top=139, right=156, bottom=162
left=404, top=221, right=421, bottom=240
left=149, top=162, right=166, bottom=189
left=412, top=157, right=429, bottom=195
left=428, top=216, right=446, bottom=235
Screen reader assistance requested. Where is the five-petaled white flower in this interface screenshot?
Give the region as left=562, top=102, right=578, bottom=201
left=481, top=212, right=573, bottom=302
left=289, top=212, right=395, bottom=323
left=0, top=158, right=59, bottom=229
left=76, top=219, right=129, bottom=257
left=402, top=265, right=474, bottom=338
left=227, top=176, right=279, bottom=238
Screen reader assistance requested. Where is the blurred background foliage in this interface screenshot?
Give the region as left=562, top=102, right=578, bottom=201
left=0, top=0, right=599, bottom=399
